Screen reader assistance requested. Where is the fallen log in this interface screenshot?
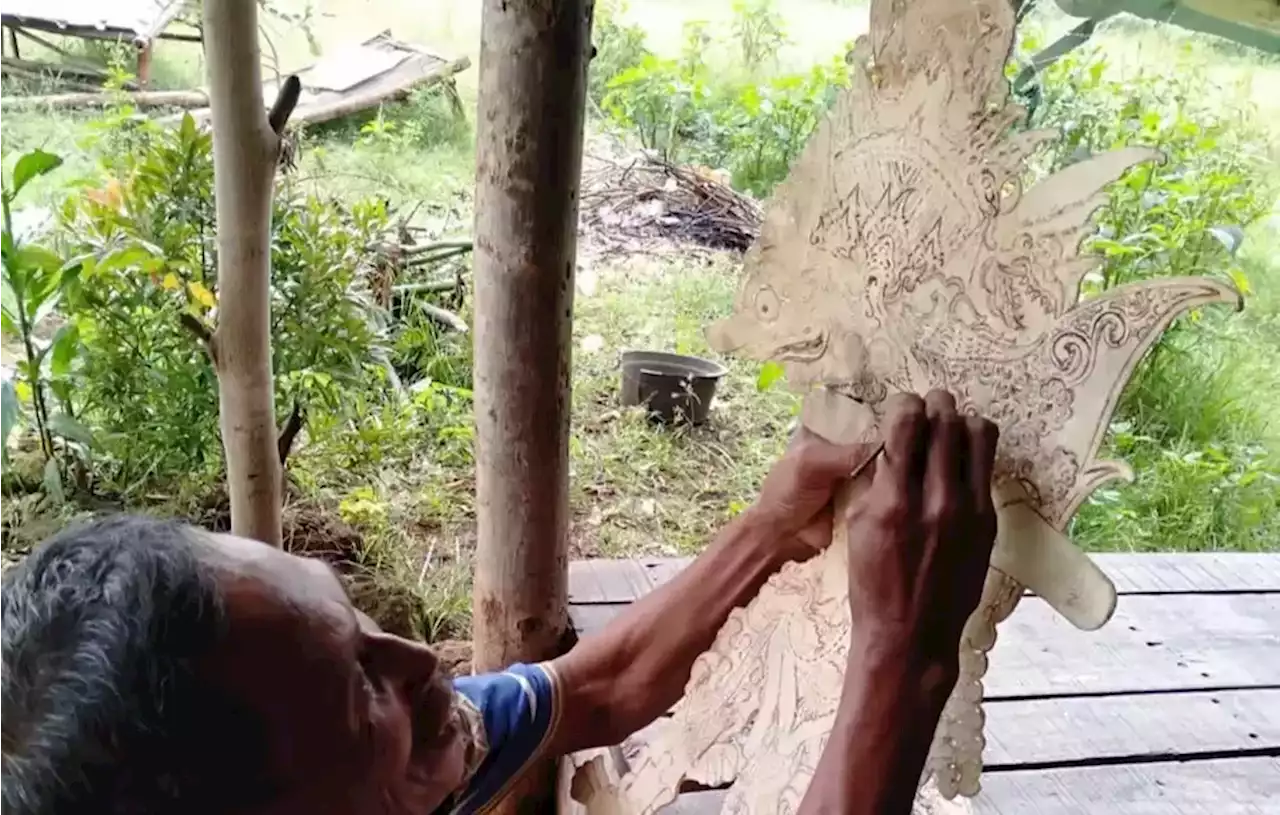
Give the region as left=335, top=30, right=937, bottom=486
left=1, top=56, right=134, bottom=86
left=0, top=88, right=209, bottom=111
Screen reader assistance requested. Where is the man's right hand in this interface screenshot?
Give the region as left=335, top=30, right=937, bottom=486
left=844, top=389, right=999, bottom=700
left=797, top=389, right=1000, bottom=815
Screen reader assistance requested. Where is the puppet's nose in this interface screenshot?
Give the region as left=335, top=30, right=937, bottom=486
left=706, top=313, right=751, bottom=353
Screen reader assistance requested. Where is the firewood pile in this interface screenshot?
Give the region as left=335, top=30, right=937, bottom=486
left=580, top=151, right=762, bottom=254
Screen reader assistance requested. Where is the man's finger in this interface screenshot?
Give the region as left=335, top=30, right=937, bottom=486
left=923, top=390, right=965, bottom=521
left=799, top=436, right=882, bottom=484
left=878, top=392, right=928, bottom=490
left=966, top=414, right=999, bottom=518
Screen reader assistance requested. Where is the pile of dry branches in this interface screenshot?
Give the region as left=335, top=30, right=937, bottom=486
left=580, top=151, right=762, bottom=254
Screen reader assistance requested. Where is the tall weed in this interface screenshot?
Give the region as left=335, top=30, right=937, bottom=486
left=600, top=6, right=849, bottom=196
left=1022, top=37, right=1280, bottom=549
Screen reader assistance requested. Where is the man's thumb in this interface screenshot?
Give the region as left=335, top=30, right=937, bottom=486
left=809, top=440, right=882, bottom=483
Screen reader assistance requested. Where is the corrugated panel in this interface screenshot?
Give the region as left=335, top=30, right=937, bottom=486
left=1, top=0, right=185, bottom=38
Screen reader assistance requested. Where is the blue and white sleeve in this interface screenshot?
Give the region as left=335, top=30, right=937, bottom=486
left=447, top=662, right=562, bottom=815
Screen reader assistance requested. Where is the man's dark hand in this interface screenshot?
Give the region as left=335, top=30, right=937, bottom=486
left=844, top=389, right=999, bottom=699
left=746, top=427, right=880, bottom=560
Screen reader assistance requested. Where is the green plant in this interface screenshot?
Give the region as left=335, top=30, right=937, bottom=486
left=730, top=0, right=789, bottom=70
left=319, top=86, right=471, bottom=153
left=1024, top=41, right=1280, bottom=550
left=713, top=58, right=850, bottom=196
left=52, top=115, right=395, bottom=498
left=603, top=55, right=710, bottom=158
left=589, top=0, right=651, bottom=106
left=2, top=149, right=89, bottom=498
left=1029, top=47, right=1271, bottom=296
left=597, top=6, right=849, bottom=197
left=357, top=106, right=400, bottom=148
left=391, top=297, right=473, bottom=389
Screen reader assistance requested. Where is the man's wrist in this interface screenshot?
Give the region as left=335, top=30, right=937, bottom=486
left=847, top=632, right=958, bottom=717
left=736, top=506, right=806, bottom=565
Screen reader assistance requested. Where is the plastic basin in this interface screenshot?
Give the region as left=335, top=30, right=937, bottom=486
left=620, top=350, right=728, bottom=425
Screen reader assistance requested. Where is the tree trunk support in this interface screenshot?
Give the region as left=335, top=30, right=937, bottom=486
left=471, top=0, right=592, bottom=804
left=201, top=0, right=301, bottom=546
left=135, top=40, right=153, bottom=88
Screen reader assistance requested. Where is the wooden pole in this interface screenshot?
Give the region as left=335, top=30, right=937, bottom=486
left=135, top=41, right=153, bottom=89
left=470, top=0, right=591, bottom=757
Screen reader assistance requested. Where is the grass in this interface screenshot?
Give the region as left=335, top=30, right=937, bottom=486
left=568, top=253, right=798, bottom=556
left=3, top=0, right=1279, bottom=641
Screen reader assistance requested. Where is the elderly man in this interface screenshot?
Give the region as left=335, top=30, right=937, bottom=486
left=1, top=390, right=997, bottom=815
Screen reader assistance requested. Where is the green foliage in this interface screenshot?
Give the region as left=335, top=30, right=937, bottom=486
left=1027, top=45, right=1272, bottom=295
left=391, top=299, right=472, bottom=390
left=599, top=8, right=849, bottom=197
left=48, top=114, right=394, bottom=497
left=730, top=0, right=789, bottom=69
left=589, top=1, right=651, bottom=106
left=1022, top=42, right=1280, bottom=550
left=317, top=85, right=471, bottom=153
left=2, top=148, right=89, bottom=497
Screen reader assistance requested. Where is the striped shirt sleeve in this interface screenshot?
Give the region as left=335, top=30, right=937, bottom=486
left=447, top=662, right=561, bottom=814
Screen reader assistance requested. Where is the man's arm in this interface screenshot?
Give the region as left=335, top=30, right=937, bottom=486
left=547, top=509, right=788, bottom=755
left=796, top=644, right=953, bottom=815
left=546, top=433, right=875, bottom=756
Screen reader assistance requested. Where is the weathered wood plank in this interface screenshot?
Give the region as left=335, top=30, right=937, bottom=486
left=638, top=556, right=693, bottom=591
left=574, top=688, right=1279, bottom=780
left=567, top=560, right=609, bottom=603
left=984, top=689, right=1280, bottom=767
left=568, top=560, right=655, bottom=604
left=571, top=593, right=1280, bottom=696
left=568, top=554, right=1280, bottom=606
left=985, top=593, right=1280, bottom=697
left=975, top=757, right=1280, bottom=814
left=660, top=757, right=1280, bottom=814
left=1095, top=553, right=1280, bottom=594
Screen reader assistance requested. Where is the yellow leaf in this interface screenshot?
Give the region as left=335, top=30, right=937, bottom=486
left=1228, top=267, right=1252, bottom=297
left=188, top=281, right=217, bottom=309
left=161, top=273, right=180, bottom=291
left=86, top=177, right=124, bottom=210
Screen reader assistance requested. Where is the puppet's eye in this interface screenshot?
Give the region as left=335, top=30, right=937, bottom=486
left=755, top=286, right=781, bottom=322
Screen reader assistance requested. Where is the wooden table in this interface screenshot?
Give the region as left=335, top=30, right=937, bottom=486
left=562, top=554, right=1280, bottom=814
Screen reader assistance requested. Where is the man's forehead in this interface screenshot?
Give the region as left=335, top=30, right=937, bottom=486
left=197, top=531, right=349, bottom=611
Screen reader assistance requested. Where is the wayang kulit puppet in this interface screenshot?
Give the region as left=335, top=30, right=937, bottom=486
left=566, top=0, right=1242, bottom=811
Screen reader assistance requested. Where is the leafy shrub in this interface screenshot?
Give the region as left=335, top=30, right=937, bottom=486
left=1027, top=45, right=1271, bottom=295
left=600, top=10, right=849, bottom=197
left=730, top=0, right=789, bottom=69
left=1022, top=40, right=1280, bottom=549
left=589, top=0, right=651, bottom=107
left=50, top=115, right=394, bottom=497
left=2, top=149, right=88, bottom=498
left=705, top=60, right=850, bottom=196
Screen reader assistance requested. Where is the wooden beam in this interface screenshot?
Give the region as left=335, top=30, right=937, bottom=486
left=1, top=88, right=208, bottom=111
left=470, top=0, right=592, bottom=808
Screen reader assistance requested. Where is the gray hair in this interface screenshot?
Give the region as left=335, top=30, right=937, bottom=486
left=2, top=515, right=273, bottom=815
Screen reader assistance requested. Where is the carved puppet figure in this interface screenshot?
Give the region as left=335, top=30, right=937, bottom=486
left=569, top=0, right=1241, bottom=811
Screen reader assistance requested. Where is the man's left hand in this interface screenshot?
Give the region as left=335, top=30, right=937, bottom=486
left=745, top=428, right=879, bottom=559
